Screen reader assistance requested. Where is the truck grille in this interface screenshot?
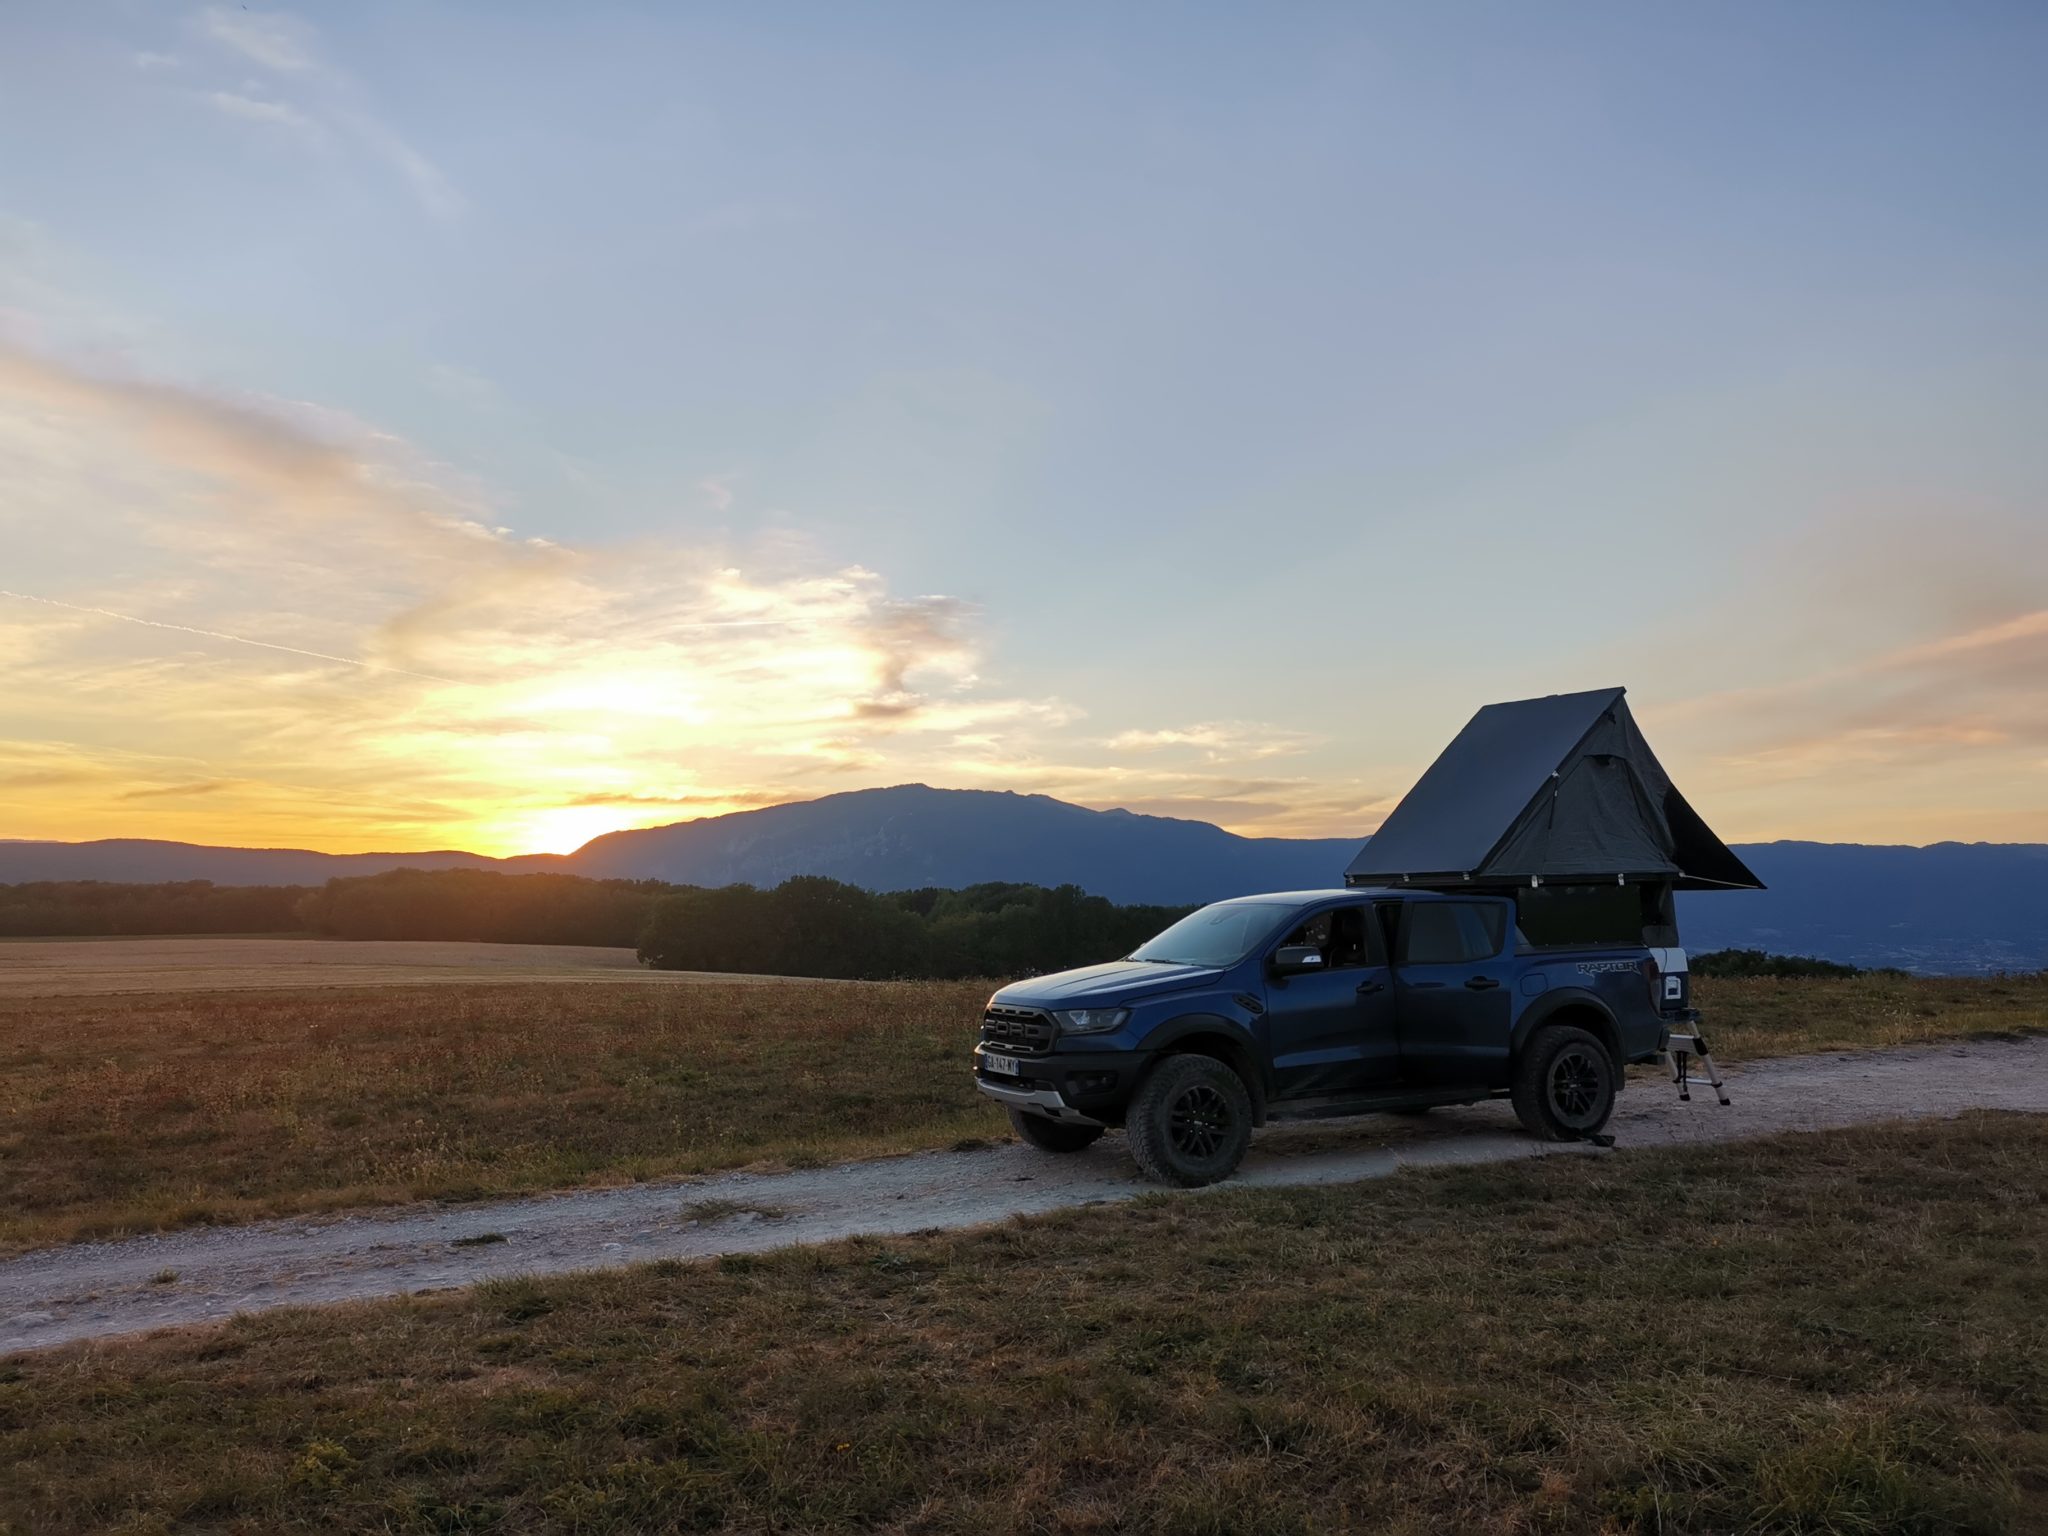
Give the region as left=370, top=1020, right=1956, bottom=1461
left=980, top=1004, right=1056, bottom=1054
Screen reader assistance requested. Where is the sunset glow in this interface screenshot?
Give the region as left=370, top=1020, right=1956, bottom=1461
left=4, top=5, right=2045, bottom=856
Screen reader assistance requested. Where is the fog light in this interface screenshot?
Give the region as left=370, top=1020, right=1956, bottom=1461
left=1068, top=1071, right=1117, bottom=1096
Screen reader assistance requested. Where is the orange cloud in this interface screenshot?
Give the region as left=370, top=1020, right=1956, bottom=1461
left=1, top=345, right=1344, bottom=853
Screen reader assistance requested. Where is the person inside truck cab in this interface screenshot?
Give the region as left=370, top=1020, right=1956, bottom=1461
left=1277, top=906, right=1369, bottom=969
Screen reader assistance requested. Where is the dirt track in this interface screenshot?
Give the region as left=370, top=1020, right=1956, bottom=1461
left=4, top=1035, right=2043, bottom=1355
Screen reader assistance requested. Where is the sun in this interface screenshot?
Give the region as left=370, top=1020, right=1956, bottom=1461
left=505, top=804, right=641, bottom=857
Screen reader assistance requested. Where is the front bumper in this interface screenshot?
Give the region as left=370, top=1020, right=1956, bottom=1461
left=973, top=1042, right=1145, bottom=1125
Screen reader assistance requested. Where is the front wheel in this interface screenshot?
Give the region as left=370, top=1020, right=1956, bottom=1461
left=1007, top=1109, right=1104, bottom=1153
left=1126, top=1054, right=1253, bottom=1187
left=1511, top=1025, right=1616, bottom=1141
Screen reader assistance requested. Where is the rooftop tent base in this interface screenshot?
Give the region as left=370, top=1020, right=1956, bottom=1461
left=1343, top=687, right=1763, bottom=894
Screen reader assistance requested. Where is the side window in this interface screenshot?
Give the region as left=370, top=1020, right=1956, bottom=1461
left=1400, top=902, right=1505, bottom=964
left=1280, top=910, right=1333, bottom=961
left=1277, top=906, right=1383, bottom=969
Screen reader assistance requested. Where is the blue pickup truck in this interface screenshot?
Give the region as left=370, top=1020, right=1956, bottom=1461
left=973, top=887, right=1693, bottom=1183
left=970, top=687, right=1758, bottom=1184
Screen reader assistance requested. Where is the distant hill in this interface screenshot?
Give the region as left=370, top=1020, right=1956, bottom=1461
left=0, top=839, right=516, bottom=886
left=562, top=785, right=1362, bottom=903
left=1676, top=841, right=2048, bottom=976
left=4, top=786, right=2043, bottom=973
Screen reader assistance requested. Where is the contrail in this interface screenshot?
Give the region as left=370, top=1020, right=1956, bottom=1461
left=0, top=590, right=458, bottom=683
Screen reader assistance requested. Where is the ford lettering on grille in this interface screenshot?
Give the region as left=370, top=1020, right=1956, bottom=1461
left=980, top=1005, right=1055, bottom=1054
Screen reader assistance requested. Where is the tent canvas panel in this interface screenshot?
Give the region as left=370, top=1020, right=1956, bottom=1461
left=1489, top=752, right=1678, bottom=881
left=1344, top=687, right=1763, bottom=891
left=1345, top=687, right=1626, bottom=882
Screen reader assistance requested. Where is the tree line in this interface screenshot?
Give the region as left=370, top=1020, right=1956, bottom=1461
left=295, top=869, right=664, bottom=948
left=2, top=874, right=1906, bottom=983
left=634, top=878, right=1190, bottom=980
left=0, top=881, right=313, bottom=938
left=0, top=870, right=1190, bottom=979
left=1689, top=948, right=1869, bottom=979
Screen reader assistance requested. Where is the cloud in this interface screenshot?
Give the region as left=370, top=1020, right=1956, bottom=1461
left=0, top=339, right=1395, bottom=852
left=1879, top=609, right=2048, bottom=670
left=1108, top=720, right=1320, bottom=761
left=1630, top=596, right=2048, bottom=844
left=699, top=474, right=738, bottom=514
left=186, top=7, right=460, bottom=221
left=119, top=779, right=241, bottom=800
left=0, top=768, right=104, bottom=791
left=203, top=90, right=320, bottom=136
left=198, top=6, right=314, bottom=71
left=342, top=110, right=463, bottom=221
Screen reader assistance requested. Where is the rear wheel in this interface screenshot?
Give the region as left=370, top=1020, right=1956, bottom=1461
left=1007, top=1109, right=1104, bottom=1153
left=1126, top=1054, right=1253, bottom=1186
left=1511, top=1025, right=1616, bottom=1141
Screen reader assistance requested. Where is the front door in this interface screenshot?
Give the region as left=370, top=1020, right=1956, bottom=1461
left=1263, top=904, right=1399, bottom=1097
left=1393, top=899, right=1516, bottom=1087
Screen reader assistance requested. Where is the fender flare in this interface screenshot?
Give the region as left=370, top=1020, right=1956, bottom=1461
left=1512, top=988, right=1623, bottom=1068
left=1137, top=1012, right=1271, bottom=1124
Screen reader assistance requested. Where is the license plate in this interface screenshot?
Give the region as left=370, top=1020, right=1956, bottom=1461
left=983, top=1051, right=1020, bottom=1078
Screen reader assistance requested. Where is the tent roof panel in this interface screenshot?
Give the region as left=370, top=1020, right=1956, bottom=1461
left=1347, top=688, right=1624, bottom=880
left=1345, top=686, right=1763, bottom=890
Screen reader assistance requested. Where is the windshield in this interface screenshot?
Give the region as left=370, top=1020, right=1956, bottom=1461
left=1129, top=902, right=1295, bottom=968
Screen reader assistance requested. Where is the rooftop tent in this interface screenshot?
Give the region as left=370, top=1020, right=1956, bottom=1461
left=1344, top=687, right=1764, bottom=891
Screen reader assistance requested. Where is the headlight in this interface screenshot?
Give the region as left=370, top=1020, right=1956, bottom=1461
left=1052, top=1006, right=1129, bottom=1035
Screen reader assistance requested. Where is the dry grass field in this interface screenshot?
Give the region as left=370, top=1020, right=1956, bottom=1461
left=0, top=979, right=999, bottom=1253
left=4, top=1114, right=2043, bottom=1534
left=0, top=936, right=793, bottom=998
left=0, top=950, right=2040, bottom=1254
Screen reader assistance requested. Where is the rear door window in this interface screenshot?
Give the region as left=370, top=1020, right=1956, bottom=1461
left=1399, top=902, right=1505, bottom=964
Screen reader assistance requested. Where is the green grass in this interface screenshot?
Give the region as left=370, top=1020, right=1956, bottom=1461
left=0, top=972, right=2040, bottom=1253
left=3, top=1114, right=2044, bottom=1533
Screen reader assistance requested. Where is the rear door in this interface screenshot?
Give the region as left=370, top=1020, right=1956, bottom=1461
left=1392, top=899, right=1516, bottom=1087
left=1262, top=903, right=1399, bottom=1097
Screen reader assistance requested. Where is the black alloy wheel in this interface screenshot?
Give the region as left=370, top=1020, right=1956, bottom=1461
left=1168, top=1083, right=1234, bottom=1159
left=1548, top=1044, right=1606, bottom=1123
left=1509, top=1023, right=1617, bottom=1142
left=1127, top=1053, right=1254, bottom=1186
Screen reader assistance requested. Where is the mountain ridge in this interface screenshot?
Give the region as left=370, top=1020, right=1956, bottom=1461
left=3, top=784, right=2042, bottom=974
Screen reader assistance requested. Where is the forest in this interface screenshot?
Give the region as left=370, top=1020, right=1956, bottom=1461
left=0, top=871, right=1190, bottom=980
left=0, top=873, right=1885, bottom=982
left=0, top=880, right=311, bottom=937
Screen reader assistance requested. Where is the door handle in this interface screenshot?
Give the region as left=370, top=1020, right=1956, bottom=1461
left=1356, top=979, right=1384, bottom=995
left=1464, top=976, right=1500, bottom=991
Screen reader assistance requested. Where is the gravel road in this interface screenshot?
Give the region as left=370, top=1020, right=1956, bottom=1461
left=5, top=1036, right=2043, bottom=1355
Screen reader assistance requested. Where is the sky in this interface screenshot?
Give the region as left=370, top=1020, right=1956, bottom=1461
left=2, top=2, right=2044, bottom=856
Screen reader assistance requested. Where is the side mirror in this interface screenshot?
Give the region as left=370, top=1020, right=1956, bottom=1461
left=1271, top=945, right=1325, bottom=976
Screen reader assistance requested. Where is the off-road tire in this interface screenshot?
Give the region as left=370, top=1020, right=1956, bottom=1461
left=1511, top=1024, right=1616, bottom=1141
left=1007, top=1109, right=1104, bottom=1153
left=1126, top=1053, right=1254, bottom=1187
